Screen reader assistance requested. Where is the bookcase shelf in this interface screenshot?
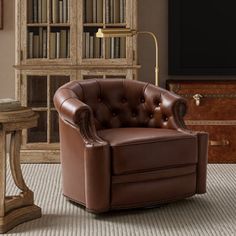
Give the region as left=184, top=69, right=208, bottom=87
left=15, top=0, right=137, bottom=163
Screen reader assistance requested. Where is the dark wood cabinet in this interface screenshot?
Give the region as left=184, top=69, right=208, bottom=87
left=167, top=80, right=236, bottom=163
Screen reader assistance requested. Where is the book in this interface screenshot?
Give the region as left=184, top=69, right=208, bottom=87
left=105, top=0, right=109, bottom=23
left=38, top=0, right=42, bottom=23
left=0, top=99, right=21, bottom=112
left=92, top=0, right=97, bottom=23
left=43, top=29, right=47, bottom=58
left=67, top=30, right=70, bottom=57
left=105, top=38, right=110, bottom=58
left=33, top=35, right=39, bottom=58
left=27, top=0, right=33, bottom=23
left=85, top=32, right=90, bottom=58
left=82, top=32, right=86, bottom=58
left=63, top=0, right=68, bottom=23
left=52, top=0, right=58, bottom=23
left=110, top=37, right=115, bottom=58
left=50, top=32, right=56, bottom=58
left=120, top=0, right=124, bottom=23
left=97, top=0, right=103, bottom=23
left=120, top=37, right=126, bottom=58
left=89, top=36, right=94, bottom=58
left=114, top=0, right=120, bottom=23
left=33, top=0, right=38, bottom=23
left=94, top=37, right=100, bottom=58
left=28, top=32, right=34, bottom=58
left=110, top=0, right=114, bottom=23
left=42, top=0, right=47, bottom=23
left=114, top=37, right=120, bottom=58
left=60, top=30, right=67, bottom=58
left=86, top=0, right=93, bottom=23
left=39, top=27, right=43, bottom=58
left=56, top=32, right=60, bottom=58
left=59, top=0, right=63, bottom=23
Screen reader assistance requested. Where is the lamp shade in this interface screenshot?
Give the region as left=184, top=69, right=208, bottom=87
left=96, top=28, right=136, bottom=38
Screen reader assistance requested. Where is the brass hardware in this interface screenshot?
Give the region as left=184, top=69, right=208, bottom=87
left=209, top=140, right=230, bottom=146
left=193, top=94, right=203, bottom=106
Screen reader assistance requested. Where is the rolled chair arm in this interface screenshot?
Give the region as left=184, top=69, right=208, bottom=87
left=54, top=88, right=104, bottom=145
left=160, top=90, right=188, bottom=130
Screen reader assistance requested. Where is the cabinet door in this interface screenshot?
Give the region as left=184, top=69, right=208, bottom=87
left=78, top=0, right=137, bottom=65
left=19, top=0, right=77, bottom=65
left=20, top=72, right=73, bottom=149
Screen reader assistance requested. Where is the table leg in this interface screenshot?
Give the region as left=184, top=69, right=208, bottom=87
left=0, top=129, right=6, bottom=217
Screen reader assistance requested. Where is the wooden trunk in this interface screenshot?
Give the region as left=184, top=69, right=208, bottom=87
left=167, top=80, right=236, bottom=163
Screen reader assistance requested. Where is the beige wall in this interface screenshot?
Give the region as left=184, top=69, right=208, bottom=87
left=0, top=0, right=15, bottom=99
left=0, top=0, right=233, bottom=99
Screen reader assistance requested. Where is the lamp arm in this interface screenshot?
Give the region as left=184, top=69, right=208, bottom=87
left=136, top=31, right=159, bottom=86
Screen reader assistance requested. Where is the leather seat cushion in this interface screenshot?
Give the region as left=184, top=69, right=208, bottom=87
left=98, top=128, right=198, bottom=175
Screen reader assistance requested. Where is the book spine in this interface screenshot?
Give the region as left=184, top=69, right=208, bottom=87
left=50, top=32, right=56, bottom=58
left=60, top=30, right=67, bottom=58
left=43, top=29, right=47, bottom=58
left=114, top=0, right=120, bottom=23
left=89, top=36, right=94, bottom=58
left=110, top=37, right=115, bottom=59
left=52, top=0, right=58, bottom=23
left=94, top=37, right=100, bottom=58
left=39, top=27, right=43, bottom=58
left=33, top=35, right=39, bottom=58
left=120, top=0, right=124, bottom=23
left=96, top=0, right=103, bottom=23
left=38, top=0, right=42, bottom=23
left=105, top=38, right=110, bottom=58
left=82, top=32, right=86, bottom=58
left=27, top=0, right=33, bottom=23
left=110, top=0, right=114, bottom=23
left=59, top=0, right=63, bottom=23
left=56, top=31, right=60, bottom=58
left=42, top=0, right=47, bottom=23
left=28, top=32, right=34, bottom=58
left=120, top=37, right=126, bottom=58
left=86, top=0, right=93, bottom=23
left=85, top=32, right=90, bottom=58
left=63, top=0, right=68, bottom=23
left=33, top=0, right=38, bottom=23
left=67, top=30, right=70, bottom=57
left=93, top=0, right=97, bottom=23
left=115, top=37, right=120, bottom=58
left=105, top=0, right=109, bottom=23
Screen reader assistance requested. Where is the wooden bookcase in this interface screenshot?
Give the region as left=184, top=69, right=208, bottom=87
left=15, top=0, right=138, bottom=163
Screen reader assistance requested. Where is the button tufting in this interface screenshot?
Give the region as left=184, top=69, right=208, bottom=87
left=98, top=98, right=102, bottom=102
left=140, top=98, right=145, bottom=103
left=149, top=114, right=153, bottom=118
left=112, top=112, right=117, bottom=117
left=122, top=98, right=127, bottom=103
left=132, top=112, right=137, bottom=117
left=163, top=116, right=168, bottom=121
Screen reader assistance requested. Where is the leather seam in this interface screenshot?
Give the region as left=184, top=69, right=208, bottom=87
left=111, top=192, right=196, bottom=209
left=110, top=136, right=197, bottom=147
left=112, top=172, right=196, bottom=185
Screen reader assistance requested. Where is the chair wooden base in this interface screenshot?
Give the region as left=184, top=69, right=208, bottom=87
left=0, top=205, right=41, bottom=233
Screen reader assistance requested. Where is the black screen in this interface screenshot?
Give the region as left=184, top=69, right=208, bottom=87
left=169, top=0, right=236, bottom=75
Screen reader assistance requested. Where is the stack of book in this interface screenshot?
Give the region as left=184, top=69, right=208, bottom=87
left=28, top=28, right=47, bottom=58
left=105, top=0, right=126, bottom=23
left=83, top=32, right=103, bottom=58
left=84, top=0, right=103, bottom=23
left=51, top=0, right=69, bottom=23
left=106, top=37, right=126, bottom=59
left=50, top=29, right=70, bottom=58
left=28, top=0, right=48, bottom=23
left=0, top=99, right=21, bottom=112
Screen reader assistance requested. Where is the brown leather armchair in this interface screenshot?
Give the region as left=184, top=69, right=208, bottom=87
left=54, top=79, right=208, bottom=213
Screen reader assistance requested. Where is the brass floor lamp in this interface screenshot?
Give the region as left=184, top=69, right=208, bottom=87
left=96, top=28, right=159, bottom=86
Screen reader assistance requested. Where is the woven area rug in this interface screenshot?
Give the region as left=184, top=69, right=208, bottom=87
left=4, top=164, right=236, bottom=236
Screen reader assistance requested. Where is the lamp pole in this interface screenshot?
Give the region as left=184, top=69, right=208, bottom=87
left=135, top=31, right=159, bottom=86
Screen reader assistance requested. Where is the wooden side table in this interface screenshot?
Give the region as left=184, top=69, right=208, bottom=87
left=0, top=106, right=41, bottom=233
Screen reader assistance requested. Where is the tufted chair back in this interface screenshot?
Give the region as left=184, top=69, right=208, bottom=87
left=54, top=79, right=186, bottom=130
